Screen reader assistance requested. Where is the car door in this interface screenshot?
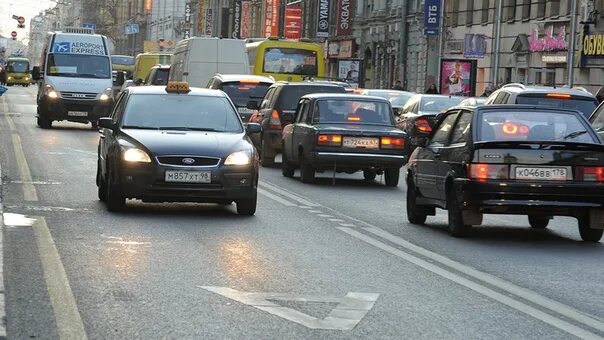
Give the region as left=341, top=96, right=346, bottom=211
left=414, top=111, right=459, bottom=200
left=100, top=91, right=127, bottom=177
left=291, top=99, right=311, bottom=162
left=283, top=99, right=306, bottom=161
left=249, top=86, right=275, bottom=146
left=436, top=110, right=473, bottom=199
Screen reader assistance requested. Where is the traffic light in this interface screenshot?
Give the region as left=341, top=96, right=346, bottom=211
left=158, top=39, right=165, bottom=51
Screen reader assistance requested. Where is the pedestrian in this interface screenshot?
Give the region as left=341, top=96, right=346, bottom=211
left=481, top=84, right=494, bottom=97
left=425, top=83, right=439, bottom=94
left=0, top=65, right=5, bottom=86
left=392, top=80, right=404, bottom=90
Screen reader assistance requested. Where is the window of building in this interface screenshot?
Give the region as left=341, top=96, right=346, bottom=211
left=505, top=0, right=516, bottom=21
left=549, top=0, right=560, bottom=16
left=357, top=0, right=365, bottom=15
left=521, top=0, right=531, bottom=19
left=467, top=1, right=474, bottom=26
left=482, top=0, right=490, bottom=23
left=451, top=0, right=460, bottom=27
left=537, top=0, right=546, bottom=18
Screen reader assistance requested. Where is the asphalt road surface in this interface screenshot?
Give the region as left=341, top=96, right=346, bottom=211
left=0, top=86, right=602, bottom=339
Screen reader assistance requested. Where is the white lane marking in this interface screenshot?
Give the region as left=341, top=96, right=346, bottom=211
left=308, top=210, right=322, bottom=213
left=33, top=217, right=88, bottom=339
left=259, top=181, right=319, bottom=207
left=5, top=115, right=16, bottom=131
left=199, top=286, right=379, bottom=331
left=364, top=226, right=604, bottom=333
left=338, top=223, right=356, bottom=227
left=337, top=227, right=603, bottom=340
left=2, top=213, right=37, bottom=227
left=258, top=188, right=296, bottom=207
left=11, top=134, right=38, bottom=201
left=329, top=219, right=345, bottom=222
left=4, top=205, right=87, bottom=212
left=318, top=214, right=333, bottom=218
left=6, top=180, right=62, bottom=185
left=298, top=206, right=311, bottom=209
left=0, top=163, right=6, bottom=336
left=64, top=147, right=97, bottom=156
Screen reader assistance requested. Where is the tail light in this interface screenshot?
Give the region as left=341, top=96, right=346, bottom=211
left=380, top=137, right=405, bottom=149
left=501, top=121, right=529, bottom=135
left=577, top=167, right=604, bottom=182
left=468, top=163, right=509, bottom=181
left=317, top=134, right=342, bottom=146
left=269, top=110, right=282, bottom=130
left=415, top=119, right=432, bottom=133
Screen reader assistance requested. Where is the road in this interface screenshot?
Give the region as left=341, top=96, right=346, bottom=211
left=0, top=86, right=602, bottom=339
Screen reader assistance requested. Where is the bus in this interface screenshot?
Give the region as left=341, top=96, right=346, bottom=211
left=5, top=57, right=31, bottom=87
left=246, top=37, right=325, bottom=82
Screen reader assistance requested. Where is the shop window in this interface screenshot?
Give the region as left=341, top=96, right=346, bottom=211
left=482, top=0, right=489, bottom=23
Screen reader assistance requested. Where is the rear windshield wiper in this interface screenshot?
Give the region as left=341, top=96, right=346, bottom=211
left=561, top=130, right=588, bottom=140
left=158, top=127, right=223, bottom=132
left=121, top=125, right=159, bottom=130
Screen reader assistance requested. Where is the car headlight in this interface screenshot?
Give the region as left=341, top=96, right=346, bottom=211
left=224, top=151, right=250, bottom=166
left=24, top=76, right=30, bottom=80
left=123, top=148, right=151, bottom=163
left=7, top=76, right=12, bottom=80
left=44, top=85, right=59, bottom=98
left=100, top=87, right=113, bottom=101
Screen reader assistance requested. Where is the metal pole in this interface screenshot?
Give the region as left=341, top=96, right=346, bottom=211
left=436, top=0, right=446, bottom=92
left=492, top=0, right=503, bottom=86
left=399, top=0, right=408, bottom=88
left=567, top=0, right=578, bottom=87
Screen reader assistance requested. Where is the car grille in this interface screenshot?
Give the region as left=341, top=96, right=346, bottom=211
left=61, top=92, right=97, bottom=100
left=156, top=156, right=220, bottom=167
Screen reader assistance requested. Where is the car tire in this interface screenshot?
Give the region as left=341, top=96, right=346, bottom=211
left=96, top=160, right=107, bottom=202
left=407, top=179, right=427, bottom=225
left=299, top=154, right=315, bottom=184
left=384, top=168, right=400, bottom=187
left=363, top=169, right=377, bottom=181
left=447, top=188, right=470, bottom=237
left=261, top=137, right=275, bottom=167
left=281, top=147, right=295, bottom=178
left=37, top=110, right=52, bottom=129
left=91, top=121, right=99, bottom=130
left=106, top=167, right=125, bottom=212
left=528, top=215, right=549, bottom=229
left=578, top=216, right=603, bottom=242
left=236, top=194, right=257, bottom=216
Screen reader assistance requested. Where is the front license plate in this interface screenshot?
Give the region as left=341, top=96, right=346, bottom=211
left=165, top=170, right=211, bottom=183
left=238, top=107, right=254, bottom=114
left=342, top=137, right=379, bottom=149
left=514, top=167, right=567, bottom=180
left=67, top=111, right=88, bottom=117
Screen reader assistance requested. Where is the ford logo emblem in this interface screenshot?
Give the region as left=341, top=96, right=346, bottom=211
left=182, top=157, right=195, bottom=165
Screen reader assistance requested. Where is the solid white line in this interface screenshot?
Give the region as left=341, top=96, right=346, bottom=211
left=259, top=181, right=319, bottom=207
left=12, top=134, right=38, bottom=201
left=0, top=162, right=6, bottom=337
left=33, top=217, right=88, bottom=339
left=337, top=227, right=602, bottom=340
left=257, top=188, right=296, bottom=207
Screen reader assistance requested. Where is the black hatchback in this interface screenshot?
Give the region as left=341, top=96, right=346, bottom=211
left=406, top=105, right=604, bottom=242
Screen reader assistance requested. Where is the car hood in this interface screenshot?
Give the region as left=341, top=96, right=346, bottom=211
left=121, top=129, right=252, bottom=157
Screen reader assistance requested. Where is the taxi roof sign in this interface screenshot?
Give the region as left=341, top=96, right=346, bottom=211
left=166, top=81, right=190, bottom=94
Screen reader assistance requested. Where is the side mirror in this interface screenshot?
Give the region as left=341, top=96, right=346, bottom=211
left=98, top=117, right=116, bottom=130
left=32, top=66, right=41, bottom=80
left=393, top=108, right=402, bottom=116
left=246, top=100, right=259, bottom=110
left=245, top=122, right=262, bottom=135
left=116, top=71, right=125, bottom=86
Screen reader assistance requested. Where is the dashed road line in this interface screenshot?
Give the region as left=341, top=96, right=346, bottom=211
left=11, top=134, right=38, bottom=201
left=257, top=188, right=296, bottom=207
left=259, top=181, right=319, bottom=207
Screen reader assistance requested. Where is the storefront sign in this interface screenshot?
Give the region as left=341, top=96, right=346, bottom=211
left=284, top=5, right=303, bottom=40
left=232, top=0, right=242, bottom=38
left=336, top=0, right=353, bottom=36
left=529, top=24, right=568, bottom=52
left=264, top=0, right=280, bottom=37
left=424, top=0, right=441, bottom=36
left=317, top=0, right=330, bottom=38
left=205, top=8, right=213, bottom=36
left=582, top=33, right=604, bottom=56
left=240, top=2, right=251, bottom=38
left=542, top=55, right=567, bottom=63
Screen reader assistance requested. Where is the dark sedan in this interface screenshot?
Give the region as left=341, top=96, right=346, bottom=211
left=281, top=94, right=407, bottom=186
left=96, top=83, right=261, bottom=215
left=407, top=105, right=604, bottom=242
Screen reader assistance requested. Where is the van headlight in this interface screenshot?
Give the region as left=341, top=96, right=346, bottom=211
left=123, top=148, right=151, bottom=163
left=100, top=87, right=113, bottom=101
left=44, top=85, right=59, bottom=99
left=224, top=151, right=251, bottom=165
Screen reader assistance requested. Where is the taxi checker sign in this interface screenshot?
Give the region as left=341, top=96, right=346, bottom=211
left=52, top=41, right=106, bottom=55
left=316, top=0, right=330, bottom=38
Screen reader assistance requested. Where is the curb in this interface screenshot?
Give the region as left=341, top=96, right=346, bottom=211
left=0, top=155, right=6, bottom=337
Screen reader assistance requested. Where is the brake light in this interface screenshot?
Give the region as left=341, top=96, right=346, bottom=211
left=577, top=166, right=604, bottom=182
left=415, top=119, right=432, bottom=133
left=468, top=163, right=509, bottom=181
left=347, top=115, right=362, bottom=122
left=546, top=93, right=571, bottom=99
left=269, top=110, right=282, bottom=130
left=502, top=122, right=529, bottom=135
left=239, top=80, right=260, bottom=85
left=317, top=134, right=342, bottom=146
left=380, top=137, right=405, bottom=149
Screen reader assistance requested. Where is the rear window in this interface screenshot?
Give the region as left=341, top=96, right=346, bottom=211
left=220, top=81, right=271, bottom=107
left=279, top=86, right=346, bottom=111
left=515, top=94, right=597, bottom=117
left=478, top=110, right=597, bottom=143
left=420, top=97, right=464, bottom=114
left=314, top=99, right=394, bottom=125
left=150, top=69, right=169, bottom=85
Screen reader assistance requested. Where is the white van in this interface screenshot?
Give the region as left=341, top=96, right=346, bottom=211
left=169, top=37, right=249, bottom=88
left=32, top=27, right=114, bottom=129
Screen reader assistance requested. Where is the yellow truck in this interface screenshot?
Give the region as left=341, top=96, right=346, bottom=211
left=5, top=57, right=31, bottom=87
left=133, top=52, right=172, bottom=83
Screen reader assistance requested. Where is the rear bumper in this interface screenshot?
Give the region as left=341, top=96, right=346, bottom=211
left=40, top=96, right=113, bottom=122
left=310, top=151, right=406, bottom=170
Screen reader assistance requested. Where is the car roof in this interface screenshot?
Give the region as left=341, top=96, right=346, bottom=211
left=150, top=64, right=170, bottom=70
left=457, top=104, right=586, bottom=116
left=214, top=74, right=275, bottom=83
left=415, top=94, right=465, bottom=100
left=126, top=86, right=227, bottom=97
left=363, top=89, right=414, bottom=95
left=498, top=84, right=595, bottom=97
left=272, top=81, right=346, bottom=88
left=301, top=93, right=389, bottom=102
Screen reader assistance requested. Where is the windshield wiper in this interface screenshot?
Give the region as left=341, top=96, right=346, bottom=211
left=561, top=130, right=588, bottom=140
left=158, top=127, right=222, bottom=132
left=121, top=125, right=159, bottom=130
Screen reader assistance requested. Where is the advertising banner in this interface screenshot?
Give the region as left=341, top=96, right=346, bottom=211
left=197, top=0, right=207, bottom=34
left=232, top=0, right=242, bottom=38
left=337, top=58, right=363, bottom=87
left=424, top=0, right=441, bottom=36
left=284, top=5, right=303, bottom=40
left=463, top=33, right=487, bottom=58
left=241, top=1, right=252, bottom=38
left=205, top=8, right=213, bottom=36
left=316, top=0, right=330, bottom=38
left=263, top=0, right=280, bottom=37
left=336, top=0, right=353, bottom=36
left=439, top=59, right=477, bottom=97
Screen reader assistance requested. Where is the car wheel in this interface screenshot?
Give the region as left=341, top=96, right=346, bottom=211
left=299, top=154, right=315, bottom=184
left=406, top=179, right=427, bottom=225
left=91, top=121, right=99, bottom=130
left=528, top=215, right=549, bottom=229
left=236, top=194, right=257, bottom=216
left=447, top=188, right=470, bottom=237
left=281, top=147, right=295, bottom=178
left=384, top=168, right=400, bottom=187
left=261, top=137, right=275, bottom=167
left=363, top=169, right=377, bottom=181
left=106, top=167, right=125, bottom=212
left=96, top=160, right=107, bottom=202
left=578, top=216, right=603, bottom=242
left=37, top=111, right=52, bottom=129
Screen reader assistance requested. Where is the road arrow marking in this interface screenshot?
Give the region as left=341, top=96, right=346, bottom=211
left=199, top=286, right=379, bottom=330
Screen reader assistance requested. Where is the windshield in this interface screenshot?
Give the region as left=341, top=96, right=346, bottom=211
left=515, top=94, right=597, bottom=118
left=263, top=48, right=318, bottom=76
left=314, top=99, right=394, bottom=125
left=47, top=53, right=111, bottom=79
left=111, top=56, right=134, bottom=65
left=478, top=110, right=597, bottom=143
left=158, top=55, right=172, bottom=64
left=149, top=69, right=169, bottom=85
left=122, top=95, right=243, bottom=133
left=221, top=82, right=271, bottom=107
left=420, top=96, right=464, bottom=114
left=7, top=60, right=29, bottom=73
left=389, top=93, right=414, bottom=107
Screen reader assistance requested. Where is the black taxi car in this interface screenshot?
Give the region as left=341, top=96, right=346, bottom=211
left=281, top=94, right=407, bottom=186
left=96, top=82, right=261, bottom=215
left=406, top=105, right=604, bottom=242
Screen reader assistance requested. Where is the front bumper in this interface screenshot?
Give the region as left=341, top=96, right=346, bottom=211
left=40, top=96, right=113, bottom=122
left=118, top=162, right=258, bottom=203
left=6, top=76, right=30, bottom=85
left=310, top=151, right=406, bottom=170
